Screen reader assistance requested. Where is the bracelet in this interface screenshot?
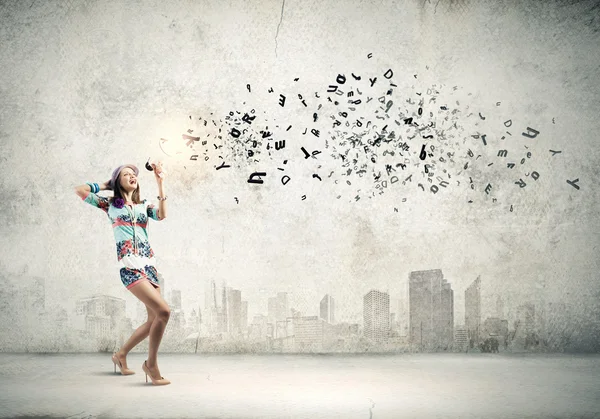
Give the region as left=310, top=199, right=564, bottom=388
left=86, top=182, right=99, bottom=193
left=157, top=195, right=167, bottom=201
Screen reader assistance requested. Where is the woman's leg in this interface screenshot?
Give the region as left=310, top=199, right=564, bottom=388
left=116, top=304, right=156, bottom=367
left=128, top=281, right=170, bottom=375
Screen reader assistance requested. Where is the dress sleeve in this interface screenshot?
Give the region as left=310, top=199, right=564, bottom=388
left=81, top=190, right=110, bottom=214
left=145, top=200, right=162, bottom=221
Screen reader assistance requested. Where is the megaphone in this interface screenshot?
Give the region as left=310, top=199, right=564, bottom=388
left=145, top=157, right=166, bottom=178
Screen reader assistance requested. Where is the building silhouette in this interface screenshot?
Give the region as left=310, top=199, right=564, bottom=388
left=215, top=284, right=230, bottom=334
left=157, top=270, right=165, bottom=290
left=171, top=290, right=182, bottom=310
left=187, top=307, right=201, bottom=334
left=409, top=269, right=454, bottom=351
left=268, top=292, right=288, bottom=325
left=363, top=289, right=390, bottom=343
left=517, top=303, right=536, bottom=334
left=74, top=295, right=126, bottom=341
left=465, top=276, right=481, bottom=348
left=293, top=315, right=327, bottom=351
left=249, top=314, right=269, bottom=340
left=397, top=298, right=408, bottom=336
left=481, top=317, right=509, bottom=344
left=168, top=289, right=184, bottom=333
left=320, top=294, right=335, bottom=324
left=454, top=325, right=468, bottom=351
left=442, top=280, right=454, bottom=347
left=226, top=288, right=242, bottom=336
left=513, top=302, right=538, bottom=349
left=221, top=285, right=228, bottom=331
left=241, top=300, right=248, bottom=333
left=203, top=279, right=219, bottom=335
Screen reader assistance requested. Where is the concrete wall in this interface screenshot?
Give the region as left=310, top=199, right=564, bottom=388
left=1, top=0, right=599, bottom=352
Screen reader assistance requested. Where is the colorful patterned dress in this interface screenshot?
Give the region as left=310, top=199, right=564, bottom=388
left=81, top=191, right=163, bottom=290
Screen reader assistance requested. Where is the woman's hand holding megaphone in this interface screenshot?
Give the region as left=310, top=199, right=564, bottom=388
left=146, top=158, right=166, bottom=182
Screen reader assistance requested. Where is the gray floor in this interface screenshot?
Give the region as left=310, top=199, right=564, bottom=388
left=0, top=353, right=599, bottom=419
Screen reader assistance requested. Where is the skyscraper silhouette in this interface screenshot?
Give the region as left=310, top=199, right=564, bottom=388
left=226, top=288, right=242, bottom=336
left=320, top=294, right=335, bottom=324
left=363, top=290, right=390, bottom=343
left=204, top=279, right=220, bottom=335
left=409, top=269, right=454, bottom=351
left=241, top=300, right=248, bottom=332
left=465, top=276, right=481, bottom=348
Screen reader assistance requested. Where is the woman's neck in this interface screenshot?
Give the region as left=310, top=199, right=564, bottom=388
left=123, top=192, right=134, bottom=203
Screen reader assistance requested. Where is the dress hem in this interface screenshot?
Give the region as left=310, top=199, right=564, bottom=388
left=126, top=278, right=160, bottom=290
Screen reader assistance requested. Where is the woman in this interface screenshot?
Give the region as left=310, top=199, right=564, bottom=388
left=74, top=162, right=171, bottom=386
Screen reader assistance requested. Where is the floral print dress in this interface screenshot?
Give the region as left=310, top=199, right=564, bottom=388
left=81, top=190, right=163, bottom=290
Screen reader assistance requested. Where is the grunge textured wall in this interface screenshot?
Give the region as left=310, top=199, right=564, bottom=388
left=1, top=0, right=599, bottom=353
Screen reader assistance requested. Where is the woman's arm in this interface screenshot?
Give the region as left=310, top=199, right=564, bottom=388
left=151, top=161, right=167, bottom=220
left=74, top=180, right=111, bottom=200
left=157, top=182, right=167, bottom=219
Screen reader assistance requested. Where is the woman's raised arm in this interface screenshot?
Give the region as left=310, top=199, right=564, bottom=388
left=74, top=180, right=111, bottom=200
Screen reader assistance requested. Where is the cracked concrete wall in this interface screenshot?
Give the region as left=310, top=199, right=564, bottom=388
left=0, top=0, right=599, bottom=352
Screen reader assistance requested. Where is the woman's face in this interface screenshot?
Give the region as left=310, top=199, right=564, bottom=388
left=119, top=168, right=138, bottom=193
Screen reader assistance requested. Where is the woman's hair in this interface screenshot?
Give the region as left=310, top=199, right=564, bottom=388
left=109, top=172, right=142, bottom=205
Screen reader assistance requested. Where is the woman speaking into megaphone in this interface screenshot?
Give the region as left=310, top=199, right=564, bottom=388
left=74, top=159, right=171, bottom=386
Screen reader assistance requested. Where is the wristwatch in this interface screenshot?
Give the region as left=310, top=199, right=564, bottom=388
left=157, top=195, right=168, bottom=201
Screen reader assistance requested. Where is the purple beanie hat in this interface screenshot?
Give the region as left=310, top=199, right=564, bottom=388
left=109, top=164, right=139, bottom=190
